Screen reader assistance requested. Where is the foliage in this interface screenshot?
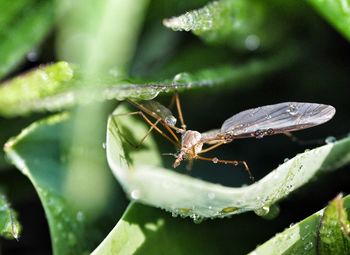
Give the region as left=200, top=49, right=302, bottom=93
left=0, top=0, right=350, bottom=254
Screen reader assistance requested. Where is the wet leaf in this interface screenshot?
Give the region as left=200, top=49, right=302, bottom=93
left=107, top=104, right=350, bottom=220
left=163, top=0, right=285, bottom=50
left=4, top=113, right=120, bottom=254
left=91, top=202, right=278, bottom=255
left=0, top=0, right=54, bottom=79
left=248, top=195, right=350, bottom=255
left=0, top=50, right=292, bottom=117
left=318, top=194, right=350, bottom=254
left=0, top=193, right=21, bottom=240
left=307, top=0, right=350, bottom=41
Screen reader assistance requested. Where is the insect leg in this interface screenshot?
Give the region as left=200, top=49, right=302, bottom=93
left=284, top=132, right=324, bottom=145
left=127, top=99, right=181, bottom=142
left=186, top=158, right=194, bottom=171
left=197, top=141, right=225, bottom=154
left=112, top=111, right=178, bottom=147
left=195, top=155, right=254, bottom=181
left=175, top=93, right=187, bottom=130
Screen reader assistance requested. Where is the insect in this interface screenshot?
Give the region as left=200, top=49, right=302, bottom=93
left=116, top=94, right=336, bottom=179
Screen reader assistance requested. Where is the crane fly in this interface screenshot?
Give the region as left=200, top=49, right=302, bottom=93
left=115, top=94, right=335, bottom=180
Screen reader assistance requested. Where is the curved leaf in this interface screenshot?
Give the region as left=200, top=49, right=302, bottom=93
left=0, top=193, right=21, bottom=240
left=92, top=202, right=278, bottom=255
left=163, top=0, right=284, bottom=50
left=4, top=113, right=120, bottom=254
left=318, top=194, right=350, bottom=254
left=249, top=194, right=350, bottom=254
left=308, top=0, right=350, bottom=42
left=106, top=104, right=350, bottom=220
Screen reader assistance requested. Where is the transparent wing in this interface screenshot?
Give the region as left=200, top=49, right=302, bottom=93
left=220, top=102, right=335, bottom=139
left=200, top=129, right=221, bottom=144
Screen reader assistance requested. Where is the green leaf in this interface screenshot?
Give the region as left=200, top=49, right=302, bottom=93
left=318, top=194, right=350, bottom=254
left=56, top=0, right=150, bottom=74
left=4, top=113, right=121, bottom=254
left=91, top=202, right=279, bottom=255
left=0, top=0, right=54, bottom=79
left=163, top=0, right=284, bottom=50
left=0, top=193, right=21, bottom=240
left=107, top=104, right=350, bottom=220
left=307, top=0, right=350, bottom=41
left=0, top=62, right=75, bottom=117
left=248, top=194, right=350, bottom=255
left=0, top=117, right=39, bottom=169
left=0, top=49, right=293, bottom=117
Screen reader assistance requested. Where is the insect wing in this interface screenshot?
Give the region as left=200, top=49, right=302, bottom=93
left=220, top=102, right=335, bottom=139
left=200, top=129, right=221, bottom=144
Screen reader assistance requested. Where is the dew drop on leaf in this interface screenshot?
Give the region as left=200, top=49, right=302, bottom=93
left=325, top=136, right=336, bottom=144
left=130, top=190, right=140, bottom=200
left=254, top=206, right=270, bottom=216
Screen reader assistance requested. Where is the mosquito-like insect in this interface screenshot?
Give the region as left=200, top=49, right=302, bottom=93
left=115, top=94, right=335, bottom=179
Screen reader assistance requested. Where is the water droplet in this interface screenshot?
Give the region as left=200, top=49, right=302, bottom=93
left=40, top=71, right=49, bottom=81
left=304, top=241, right=313, bottom=251
left=286, top=104, right=298, bottom=116
left=108, top=68, right=122, bottom=77
left=284, top=158, right=289, bottom=163
left=253, top=129, right=264, bottom=139
left=76, top=211, right=85, bottom=222
left=67, top=232, right=77, bottom=246
left=102, top=143, right=106, bottom=149
left=267, top=128, right=274, bottom=135
left=245, top=34, right=260, bottom=51
left=165, top=116, right=177, bottom=126
left=173, top=72, right=191, bottom=84
left=191, top=214, right=204, bottom=224
left=130, top=190, right=140, bottom=200
left=325, top=136, right=336, bottom=144
left=207, top=192, right=216, bottom=200
left=27, top=51, right=39, bottom=62
left=289, top=222, right=295, bottom=228
left=254, top=206, right=270, bottom=216
left=212, top=157, right=219, bottom=163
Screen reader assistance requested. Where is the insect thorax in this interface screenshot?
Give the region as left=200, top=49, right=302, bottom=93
left=181, top=130, right=203, bottom=155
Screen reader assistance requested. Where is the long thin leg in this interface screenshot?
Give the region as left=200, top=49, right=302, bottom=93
left=195, top=155, right=254, bottom=181
left=112, top=111, right=178, bottom=147
left=137, top=119, right=161, bottom=147
left=175, top=93, right=187, bottom=130
left=163, top=124, right=180, bottom=142
left=198, top=141, right=225, bottom=154
left=127, top=99, right=182, bottom=141
left=284, top=132, right=324, bottom=145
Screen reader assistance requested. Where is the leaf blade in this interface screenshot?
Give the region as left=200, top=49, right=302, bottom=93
left=0, top=193, right=21, bottom=240
left=107, top=103, right=350, bottom=220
